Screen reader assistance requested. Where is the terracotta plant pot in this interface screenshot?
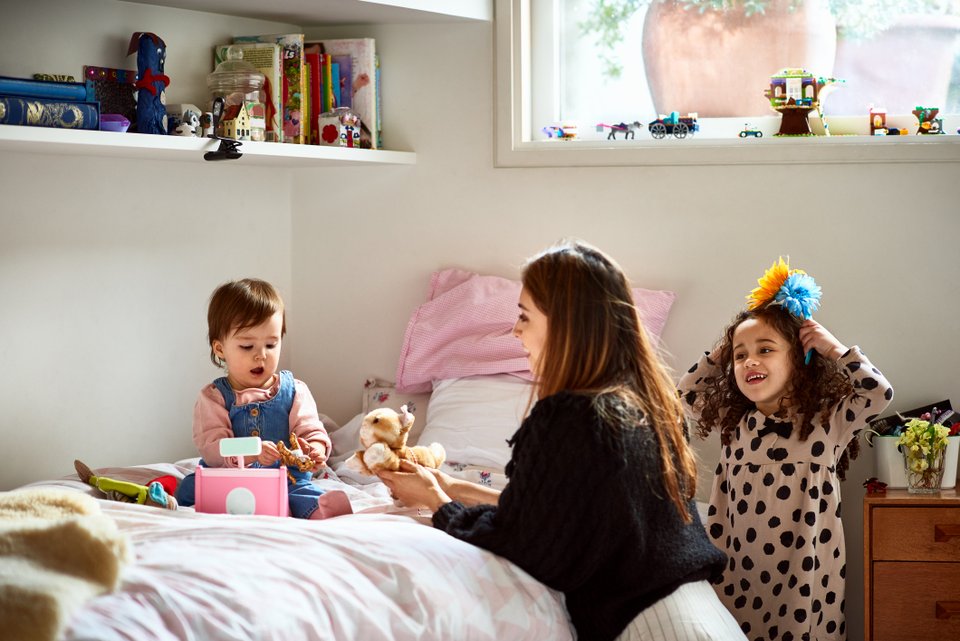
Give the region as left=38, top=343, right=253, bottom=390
left=642, top=0, right=837, bottom=117
left=827, top=15, right=960, bottom=115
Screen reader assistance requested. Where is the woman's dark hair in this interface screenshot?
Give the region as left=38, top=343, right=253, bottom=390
left=522, top=240, right=697, bottom=521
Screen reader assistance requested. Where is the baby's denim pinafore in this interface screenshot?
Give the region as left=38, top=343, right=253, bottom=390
left=176, top=370, right=325, bottom=518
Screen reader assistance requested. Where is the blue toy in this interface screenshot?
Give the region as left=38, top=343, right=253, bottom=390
left=128, top=32, right=170, bottom=135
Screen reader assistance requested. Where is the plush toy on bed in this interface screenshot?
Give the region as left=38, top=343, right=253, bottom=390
left=346, top=405, right=446, bottom=475
left=276, top=434, right=317, bottom=484
left=74, top=460, right=178, bottom=509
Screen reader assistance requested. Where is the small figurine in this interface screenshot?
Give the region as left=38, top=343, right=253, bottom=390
left=542, top=123, right=577, bottom=140
left=863, top=477, right=887, bottom=495
left=595, top=121, right=643, bottom=140
left=128, top=32, right=169, bottom=135
left=739, top=124, right=763, bottom=138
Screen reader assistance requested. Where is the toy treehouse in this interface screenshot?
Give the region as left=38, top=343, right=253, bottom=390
left=913, top=106, right=945, bottom=134
left=765, top=68, right=843, bottom=137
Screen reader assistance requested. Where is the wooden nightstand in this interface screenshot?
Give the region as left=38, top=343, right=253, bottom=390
left=863, top=488, right=960, bottom=640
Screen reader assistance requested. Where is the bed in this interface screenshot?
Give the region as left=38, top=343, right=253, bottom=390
left=4, top=269, right=678, bottom=641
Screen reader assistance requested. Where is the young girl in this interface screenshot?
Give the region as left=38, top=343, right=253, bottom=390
left=176, top=278, right=352, bottom=520
left=678, top=259, right=893, bottom=641
left=381, top=240, right=746, bottom=641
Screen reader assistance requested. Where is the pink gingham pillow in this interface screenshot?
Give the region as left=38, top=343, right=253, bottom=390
left=395, top=269, right=676, bottom=393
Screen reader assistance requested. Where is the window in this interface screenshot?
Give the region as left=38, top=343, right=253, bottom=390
left=494, top=0, right=960, bottom=166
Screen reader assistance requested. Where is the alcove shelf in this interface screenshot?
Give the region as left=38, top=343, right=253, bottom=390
left=0, top=125, right=416, bottom=167
left=1, top=0, right=492, bottom=167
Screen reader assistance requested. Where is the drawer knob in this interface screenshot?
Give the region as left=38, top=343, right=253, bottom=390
left=936, top=601, right=960, bottom=619
left=934, top=524, right=960, bottom=542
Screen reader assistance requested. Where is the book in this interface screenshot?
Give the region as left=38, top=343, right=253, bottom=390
left=306, top=38, right=378, bottom=149
left=83, top=66, right=136, bottom=129
left=304, top=48, right=320, bottom=145
left=0, top=95, right=99, bottom=129
left=234, top=33, right=305, bottom=144
left=0, top=75, right=92, bottom=102
left=215, top=42, right=283, bottom=143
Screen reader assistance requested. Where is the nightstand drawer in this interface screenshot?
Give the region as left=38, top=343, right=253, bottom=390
left=873, top=562, right=960, bottom=641
left=872, top=507, right=960, bottom=561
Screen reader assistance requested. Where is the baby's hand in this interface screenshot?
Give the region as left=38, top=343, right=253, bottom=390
left=257, top=441, right=281, bottom=466
left=306, top=443, right=327, bottom=466
left=798, top=319, right=847, bottom=362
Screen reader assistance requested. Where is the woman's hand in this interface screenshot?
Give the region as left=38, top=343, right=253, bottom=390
left=799, top=319, right=847, bottom=362
left=379, top=460, right=451, bottom=511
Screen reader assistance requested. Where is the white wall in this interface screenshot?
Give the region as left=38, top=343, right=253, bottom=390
left=2, top=6, right=959, bottom=641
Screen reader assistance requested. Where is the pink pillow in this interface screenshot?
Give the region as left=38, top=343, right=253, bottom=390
left=395, top=269, right=676, bottom=393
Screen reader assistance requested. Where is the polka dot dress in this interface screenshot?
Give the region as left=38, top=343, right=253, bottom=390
left=679, top=347, right=893, bottom=641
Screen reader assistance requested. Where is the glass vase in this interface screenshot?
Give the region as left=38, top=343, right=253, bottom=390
left=903, top=446, right=947, bottom=493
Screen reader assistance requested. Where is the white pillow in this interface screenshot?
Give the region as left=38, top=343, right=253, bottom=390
left=418, top=374, right=535, bottom=471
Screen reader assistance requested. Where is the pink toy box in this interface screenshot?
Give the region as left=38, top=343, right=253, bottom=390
left=195, top=437, right=289, bottom=516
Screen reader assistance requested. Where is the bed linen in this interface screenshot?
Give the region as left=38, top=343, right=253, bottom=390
left=17, top=464, right=572, bottom=641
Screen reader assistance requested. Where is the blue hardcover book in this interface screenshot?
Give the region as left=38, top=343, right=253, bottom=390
left=0, top=75, right=92, bottom=102
left=0, top=95, right=100, bottom=130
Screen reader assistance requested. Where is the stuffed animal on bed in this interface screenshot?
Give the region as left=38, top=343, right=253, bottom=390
left=74, top=460, right=178, bottom=509
left=276, top=434, right=318, bottom=484
left=346, top=405, right=445, bottom=475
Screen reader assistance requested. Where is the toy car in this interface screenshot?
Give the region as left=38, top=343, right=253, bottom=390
left=739, top=125, right=763, bottom=138
left=648, top=112, right=698, bottom=139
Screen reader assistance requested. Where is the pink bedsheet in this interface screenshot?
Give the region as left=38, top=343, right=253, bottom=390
left=396, top=268, right=676, bottom=393
left=24, top=464, right=572, bottom=641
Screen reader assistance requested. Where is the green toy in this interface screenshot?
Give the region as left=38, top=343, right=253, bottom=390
left=74, top=459, right=178, bottom=510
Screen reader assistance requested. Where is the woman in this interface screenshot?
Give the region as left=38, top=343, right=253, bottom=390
left=380, top=240, right=744, bottom=641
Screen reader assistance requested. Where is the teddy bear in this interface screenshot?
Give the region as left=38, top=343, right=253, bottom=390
left=346, top=405, right=445, bottom=475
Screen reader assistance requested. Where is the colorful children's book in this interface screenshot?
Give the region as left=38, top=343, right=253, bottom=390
left=233, top=33, right=304, bottom=144
left=306, top=38, right=378, bottom=149
left=215, top=42, right=283, bottom=143
left=0, top=95, right=99, bottom=129
left=83, top=66, right=137, bottom=128
left=0, top=75, right=92, bottom=102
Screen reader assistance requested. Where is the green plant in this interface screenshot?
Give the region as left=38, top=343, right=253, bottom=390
left=898, top=417, right=950, bottom=491
left=581, top=0, right=960, bottom=76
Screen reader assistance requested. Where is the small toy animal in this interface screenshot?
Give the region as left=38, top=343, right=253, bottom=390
left=346, top=405, right=445, bottom=475
left=276, top=434, right=317, bottom=483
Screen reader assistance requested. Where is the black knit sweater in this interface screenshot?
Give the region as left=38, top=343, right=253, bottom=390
left=432, top=391, right=726, bottom=641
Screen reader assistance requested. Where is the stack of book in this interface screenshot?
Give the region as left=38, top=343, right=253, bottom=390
left=215, top=34, right=381, bottom=149
left=0, top=75, right=100, bottom=130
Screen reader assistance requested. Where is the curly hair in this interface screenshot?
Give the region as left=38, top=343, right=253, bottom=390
left=691, top=305, right=859, bottom=480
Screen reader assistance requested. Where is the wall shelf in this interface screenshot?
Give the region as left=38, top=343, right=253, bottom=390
left=130, top=0, right=493, bottom=25
left=0, top=125, right=416, bottom=167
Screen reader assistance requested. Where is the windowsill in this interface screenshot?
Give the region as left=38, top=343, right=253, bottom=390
left=495, top=133, right=960, bottom=168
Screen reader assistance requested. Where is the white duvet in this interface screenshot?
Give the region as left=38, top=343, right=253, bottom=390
left=23, top=464, right=572, bottom=641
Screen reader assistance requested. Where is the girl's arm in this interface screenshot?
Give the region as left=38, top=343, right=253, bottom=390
left=829, top=345, right=894, bottom=445
left=289, top=379, right=333, bottom=464
left=193, top=385, right=238, bottom=467
left=676, top=348, right=723, bottom=421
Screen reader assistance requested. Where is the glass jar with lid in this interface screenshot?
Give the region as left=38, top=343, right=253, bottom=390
left=207, top=45, right=266, bottom=142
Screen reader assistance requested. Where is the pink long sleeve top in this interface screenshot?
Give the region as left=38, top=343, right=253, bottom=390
left=192, top=376, right=333, bottom=468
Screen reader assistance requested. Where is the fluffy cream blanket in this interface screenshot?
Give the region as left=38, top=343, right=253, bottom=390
left=0, top=488, right=130, bottom=641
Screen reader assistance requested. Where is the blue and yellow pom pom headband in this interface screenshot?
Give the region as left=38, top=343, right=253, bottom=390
left=746, top=257, right=822, bottom=363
